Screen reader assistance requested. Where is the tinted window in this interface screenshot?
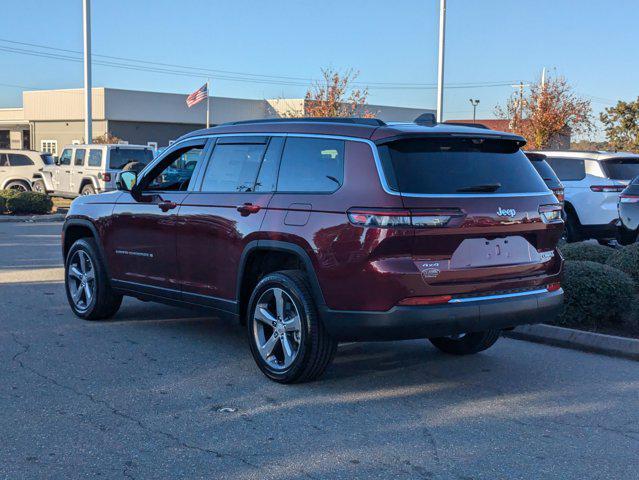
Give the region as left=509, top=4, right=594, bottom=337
left=545, top=157, right=586, bottom=181
left=74, top=149, right=86, bottom=166
left=40, top=154, right=54, bottom=165
left=255, top=137, right=284, bottom=192
left=602, top=158, right=639, bottom=180
left=59, top=149, right=72, bottom=166
left=109, top=148, right=153, bottom=170
left=380, top=137, right=548, bottom=194
left=8, top=153, right=35, bottom=167
left=146, top=146, right=204, bottom=191
left=88, top=149, right=102, bottom=167
left=0, top=154, right=7, bottom=167
left=530, top=159, right=560, bottom=182
left=201, top=139, right=267, bottom=192
left=277, top=137, right=344, bottom=192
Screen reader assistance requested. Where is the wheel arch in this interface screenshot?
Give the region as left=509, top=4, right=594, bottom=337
left=1, top=177, right=32, bottom=190
left=78, top=176, right=99, bottom=194
left=236, top=240, right=326, bottom=324
left=62, top=219, right=109, bottom=275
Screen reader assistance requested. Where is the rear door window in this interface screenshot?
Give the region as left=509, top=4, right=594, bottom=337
left=74, top=149, right=86, bottom=166
left=7, top=154, right=34, bottom=167
left=601, top=158, right=639, bottom=180
left=200, top=137, right=268, bottom=192
left=88, top=149, right=102, bottom=167
left=276, top=137, right=344, bottom=192
left=379, top=137, right=548, bottom=194
left=545, top=157, right=586, bottom=181
left=108, top=148, right=153, bottom=170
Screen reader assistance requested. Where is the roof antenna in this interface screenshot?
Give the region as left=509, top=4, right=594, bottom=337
left=414, top=113, right=437, bottom=126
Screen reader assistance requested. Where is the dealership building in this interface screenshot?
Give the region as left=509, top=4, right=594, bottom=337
left=0, top=87, right=432, bottom=155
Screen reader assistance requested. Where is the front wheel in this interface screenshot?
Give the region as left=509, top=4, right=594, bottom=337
left=31, top=179, right=47, bottom=194
left=247, top=270, right=337, bottom=383
left=81, top=184, right=96, bottom=196
left=429, top=329, right=501, bottom=355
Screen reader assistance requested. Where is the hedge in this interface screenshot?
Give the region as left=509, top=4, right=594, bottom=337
left=559, top=242, right=614, bottom=264
left=554, top=260, right=635, bottom=329
left=606, top=243, right=639, bottom=285
left=1, top=191, right=53, bottom=215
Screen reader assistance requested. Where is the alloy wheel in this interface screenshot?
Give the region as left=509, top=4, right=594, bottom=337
left=252, top=287, right=302, bottom=370
left=8, top=184, right=27, bottom=192
left=67, top=250, right=96, bottom=312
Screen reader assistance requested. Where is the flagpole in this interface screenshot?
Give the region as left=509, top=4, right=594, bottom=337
left=206, top=79, right=210, bottom=129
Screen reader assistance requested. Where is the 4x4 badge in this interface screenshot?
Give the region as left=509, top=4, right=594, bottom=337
left=497, top=207, right=516, bottom=217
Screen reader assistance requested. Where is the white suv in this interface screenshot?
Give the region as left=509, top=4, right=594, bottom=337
left=536, top=150, right=639, bottom=242
left=35, top=144, right=154, bottom=197
left=0, top=149, right=53, bottom=192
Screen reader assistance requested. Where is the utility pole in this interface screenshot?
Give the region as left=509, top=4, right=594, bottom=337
left=510, top=81, right=529, bottom=124
left=83, top=0, right=92, bottom=143
left=206, top=78, right=210, bottom=129
left=436, top=0, right=446, bottom=123
left=469, top=99, right=480, bottom=123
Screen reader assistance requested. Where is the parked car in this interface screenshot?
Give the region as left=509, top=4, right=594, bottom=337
left=0, top=149, right=53, bottom=192
left=35, top=144, right=154, bottom=197
left=533, top=150, right=639, bottom=242
left=617, top=176, right=639, bottom=244
left=62, top=118, right=564, bottom=383
left=524, top=152, right=564, bottom=205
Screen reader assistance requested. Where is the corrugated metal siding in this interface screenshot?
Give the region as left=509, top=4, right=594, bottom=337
left=23, top=88, right=106, bottom=121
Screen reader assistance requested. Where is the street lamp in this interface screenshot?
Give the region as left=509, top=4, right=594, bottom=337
left=469, top=99, right=480, bottom=123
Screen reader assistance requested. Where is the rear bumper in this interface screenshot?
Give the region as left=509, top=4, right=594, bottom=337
left=321, top=288, right=563, bottom=341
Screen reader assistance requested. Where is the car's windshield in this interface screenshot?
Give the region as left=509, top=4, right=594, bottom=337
left=378, top=137, right=549, bottom=194
left=109, top=148, right=153, bottom=170
left=40, top=153, right=54, bottom=165
left=602, top=158, right=639, bottom=181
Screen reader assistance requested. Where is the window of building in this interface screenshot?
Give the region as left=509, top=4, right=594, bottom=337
left=88, top=149, right=102, bottom=167
left=8, top=154, right=34, bottom=167
left=277, top=137, right=344, bottom=193
left=59, top=149, right=72, bottom=166
left=74, top=149, right=86, bottom=166
left=41, top=140, right=58, bottom=156
left=200, top=137, right=267, bottom=192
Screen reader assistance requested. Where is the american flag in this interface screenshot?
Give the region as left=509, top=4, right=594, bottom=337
left=186, top=83, right=208, bottom=108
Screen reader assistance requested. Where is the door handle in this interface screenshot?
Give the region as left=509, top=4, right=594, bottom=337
left=158, top=200, right=177, bottom=212
left=236, top=203, right=261, bottom=216
left=64, top=170, right=71, bottom=173
left=77, top=170, right=83, bottom=174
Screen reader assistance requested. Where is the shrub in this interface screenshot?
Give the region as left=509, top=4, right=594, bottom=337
left=0, top=195, right=5, bottom=214
left=4, top=191, right=53, bottom=215
left=554, top=260, right=635, bottom=328
left=559, top=242, right=614, bottom=264
left=606, top=243, right=639, bottom=285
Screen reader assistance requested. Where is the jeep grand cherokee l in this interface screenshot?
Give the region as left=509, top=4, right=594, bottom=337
left=62, top=118, right=564, bottom=383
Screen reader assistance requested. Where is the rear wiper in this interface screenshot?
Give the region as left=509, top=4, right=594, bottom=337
left=456, top=182, right=502, bottom=193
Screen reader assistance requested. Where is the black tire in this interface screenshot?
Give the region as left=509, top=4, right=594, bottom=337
left=617, top=227, right=638, bottom=246
left=5, top=180, right=30, bottom=192
left=564, top=211, right=582, bottom=243
left=81, top=184, right=96, bottom=196
left=65, top=238, right=122, bottom=320
left=429, top=329, right=501, bottom=355
left=31, top=179, right=47, bottom=194
left=246, top=270, right=337, bottom=384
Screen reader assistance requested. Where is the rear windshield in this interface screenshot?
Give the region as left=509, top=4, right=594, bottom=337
left=601, top=158, right=639, bottom=181
left=108, top=148, right=153, bottom=170
left=530, top=159, right=560, bottom=183
left=378, top=137, right=549, bottom=194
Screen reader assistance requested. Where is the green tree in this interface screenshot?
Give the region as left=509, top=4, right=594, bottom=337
left=600, top=98, right=639, bottom=152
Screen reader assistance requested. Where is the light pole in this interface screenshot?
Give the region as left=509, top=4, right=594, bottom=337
left=469, top=98, right=480, bottom=123
left=83, top=0, right=92, bottom=143
left=436, top=0, right=446, bottom=123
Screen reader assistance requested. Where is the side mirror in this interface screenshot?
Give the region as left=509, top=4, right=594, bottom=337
left=117, top=171, right=138, bottom=192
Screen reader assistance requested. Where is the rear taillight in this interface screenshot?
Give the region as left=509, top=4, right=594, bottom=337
left=590, top=185, right=625, bottom=193
left=539, top=204, right=563, bottom=223
left=620, top=194, right=639, bottom=204
left=552, top=187, right=565, bottom=203
left=347, top=208, right=459, bottom=228
left=103, top=172, right=112, bottom=182
left=547, top=283, right=561, bottom=292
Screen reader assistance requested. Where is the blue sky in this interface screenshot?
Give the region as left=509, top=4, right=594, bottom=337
left=0, top=0, right=637, bottom=128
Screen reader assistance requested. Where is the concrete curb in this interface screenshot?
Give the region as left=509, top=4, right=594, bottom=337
left=0, top=213, right=66, bottom=223
left=504, top=323, right=639, bottom=361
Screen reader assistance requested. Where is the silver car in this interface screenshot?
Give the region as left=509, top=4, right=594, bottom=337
left=36, top=144, right=154, bottom=197
left=0, top=149, right=53, bottom=192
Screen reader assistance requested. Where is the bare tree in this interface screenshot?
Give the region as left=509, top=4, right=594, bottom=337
left=92, top=132, right=122, bottom=144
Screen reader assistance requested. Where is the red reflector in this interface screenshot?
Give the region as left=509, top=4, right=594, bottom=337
left=103, top=173, right=112, bottom=182
left=547, top=283, right=561, bottom=292
left=398, top=295, right=452, bottom=306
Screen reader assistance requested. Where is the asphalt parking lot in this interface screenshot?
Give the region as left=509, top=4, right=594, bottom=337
left=1, top=221, right=638, bottom=480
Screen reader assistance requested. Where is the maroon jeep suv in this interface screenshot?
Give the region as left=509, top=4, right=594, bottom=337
left=62, top=118, right=564, bottom=383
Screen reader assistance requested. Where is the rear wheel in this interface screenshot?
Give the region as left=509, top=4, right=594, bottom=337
left=564, top=211, right=582, bottom=243
left=65, top=238, right=122, bottom=320
left=5, top=180, right=30, bottom=192
left=429, top=329, right=501, bottom=355
left=247, top=270, right=337, bottom=383
left=81, top=184, right=96, bottom=196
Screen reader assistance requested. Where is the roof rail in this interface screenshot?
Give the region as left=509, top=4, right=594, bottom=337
left=221, top=117, right=386, bottom=127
